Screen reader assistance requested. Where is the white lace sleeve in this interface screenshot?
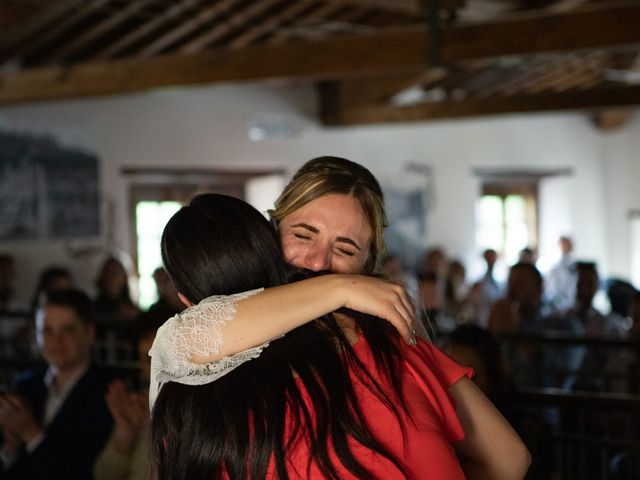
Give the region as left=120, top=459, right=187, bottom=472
left=149, top=288, right=267, bottom=408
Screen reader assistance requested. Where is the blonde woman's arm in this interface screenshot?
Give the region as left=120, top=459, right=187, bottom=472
left=451, top=377, right=531, bottom=480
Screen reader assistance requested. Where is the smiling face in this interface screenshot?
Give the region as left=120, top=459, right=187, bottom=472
left=278, top=194, right=373, bottom=274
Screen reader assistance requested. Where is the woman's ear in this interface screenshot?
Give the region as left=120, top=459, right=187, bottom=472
left=178, top=292, right=194, bottom=307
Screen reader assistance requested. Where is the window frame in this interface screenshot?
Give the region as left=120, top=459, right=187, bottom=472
left=479, top=181, right=539, bottom=260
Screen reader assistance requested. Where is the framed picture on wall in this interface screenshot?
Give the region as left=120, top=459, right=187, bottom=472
left=0, top=130, right=100, bottom=240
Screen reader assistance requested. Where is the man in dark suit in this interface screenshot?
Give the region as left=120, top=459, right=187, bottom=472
left=0, top=289, right=113, bottom=479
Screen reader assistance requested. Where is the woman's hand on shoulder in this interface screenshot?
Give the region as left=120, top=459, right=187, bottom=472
left=336, top=274, right=416, bottom=345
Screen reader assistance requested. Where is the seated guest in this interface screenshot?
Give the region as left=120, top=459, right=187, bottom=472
left=627, top=293, right=640, bottom=393
left=544, top=236, right=576, bottom=313
left=466, top=248, right=504, bottom=328
left=0, top=289, right=113, bottom=480
left=445, top=324, right=513, bottom=405
left=518, top=246, right=538, bottom=265
left=605, top=278, right=637, bottom=332
left=542, top=262, right=625, bottom=390
left=0, top=254, right=23, bottom=312
left=420, top=246, right=448, bottom=286
left=380, top=254, right=426, bottom=337
left=488, top=262, right=546, bottom=334
left=94, top=311, right=164, bottom=480
left=604, top=289, right=640, bottom=393
left=630, top=291, right=640, bottom=338
left=418, top=271, right=457, bottom=335
left=561, top=262, right=624, bottom=336
left=147, top=267, right=185, bottom=318
left=30, top=266, right=73, bottom=313
left=444, top=259, right=470, bottom=319
left=1, top=256, right=37, bottom=360
left=488, top=263, right=547, bottom=386
left=94, top=256, right=140, bottom=321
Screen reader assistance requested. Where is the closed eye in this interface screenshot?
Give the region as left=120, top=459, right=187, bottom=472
left=294, top=233, right=311, bottom=240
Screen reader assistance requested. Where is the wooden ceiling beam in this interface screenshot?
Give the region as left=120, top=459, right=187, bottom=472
left=8, top=0, right=111, bottom=64
left=0, top=2, right=639, bottom=104
left=0, top=1, right=48, bottom=31
left=138, top=0, right=241, bottom=57
left=526, top=53, right=606, bottom=94
left=546, top=0, right=592, bottom=13
left=520, top=52, right=605, bottom=95
left=315, top=0, right=466, bottom=15
left=0, top=0, right=83, bottom=53
left=95, top=0, right=204, bottom=59
left=319, top=83, right=640, bottom=125
left=265, top=3, right=347, bottom=44
left=592, top=108, right=634, bottom=131
left=321, top=72, right=433, bottom=106
left=229, top=1, right=315, bottom=49
left=473, top=55, right=563, bottom=98
left=439, top=2, right=640, bottom=61
left=550, top=69, right=601, bottom=92
left=44, top=0, right=157, bottom=63
left=179, top=0, right=283, bottom=54
left=314, top=0, right=420, bottom=15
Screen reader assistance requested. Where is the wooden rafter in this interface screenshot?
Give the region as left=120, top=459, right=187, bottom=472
left=495, top=53, right=592, bottom=96
left=266, top=2, right=352, bottom=43
left=460, top=68, right=519, bottom=97
left=179, top=0, right=284, bottom=53
left=320, top=71, right=431, bottom=107
left=319, top=84, right=640, bottom=124
left=592, top=108, right=634, bottom=131
left=546, top=0, right=592, bottom=13
left=0, top=1, right=47, bottom=31
left=473, top=55, right=566, bottom=98
left=95, top=0, right=204, bottom=59
left=439, top=2, right=640, bottom=61
left=138, top=0, right=242, bottom=57
left=8, top=0, right=111, bottom=65
left=0, top=0, right=83, bottom=53
left=44, top=0, right=158, bottom=63
left=317, top=0, right=421, bottom=14
left=0, top=2, right=639, bottom=104
left=551, top=69, right=601, bottom=92
left=329, top=4, right=377, bottom=25
left=524, top=52, right=607, bottom=94
left=229, top=0, right=316, bottom=49
left=432, top=66, right=492, bottom=95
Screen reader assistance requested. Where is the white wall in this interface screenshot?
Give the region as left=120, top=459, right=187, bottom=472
left=1, top=83, right=638, bottom=303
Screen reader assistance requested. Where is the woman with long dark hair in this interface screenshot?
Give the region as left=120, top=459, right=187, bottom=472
left=149, top=194, right=529, bottom=479
left=94, top=256, right=140, bottom=320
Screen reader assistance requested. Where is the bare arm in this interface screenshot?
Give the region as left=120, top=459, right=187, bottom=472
left=181, top=273, right=415, bottom=364
left=148, top=274, right=415, bottom=407
left=451, top=377, right=531, bottom=480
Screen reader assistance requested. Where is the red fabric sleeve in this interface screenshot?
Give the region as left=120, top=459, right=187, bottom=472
left=401, top=339, right=474, bottom=443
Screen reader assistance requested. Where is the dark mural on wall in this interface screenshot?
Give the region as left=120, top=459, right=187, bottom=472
left=0, top=131, right=100, bottom=239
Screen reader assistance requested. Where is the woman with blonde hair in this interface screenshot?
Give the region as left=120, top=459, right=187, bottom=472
left=151, top=194, right=531, bottom=479
left=150, top=158, right=530, bottom=480
left=270, top=156, right=388, bottom=275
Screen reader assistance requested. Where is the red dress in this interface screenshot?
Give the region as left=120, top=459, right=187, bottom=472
left=266, top=338, right=473, bottom=479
